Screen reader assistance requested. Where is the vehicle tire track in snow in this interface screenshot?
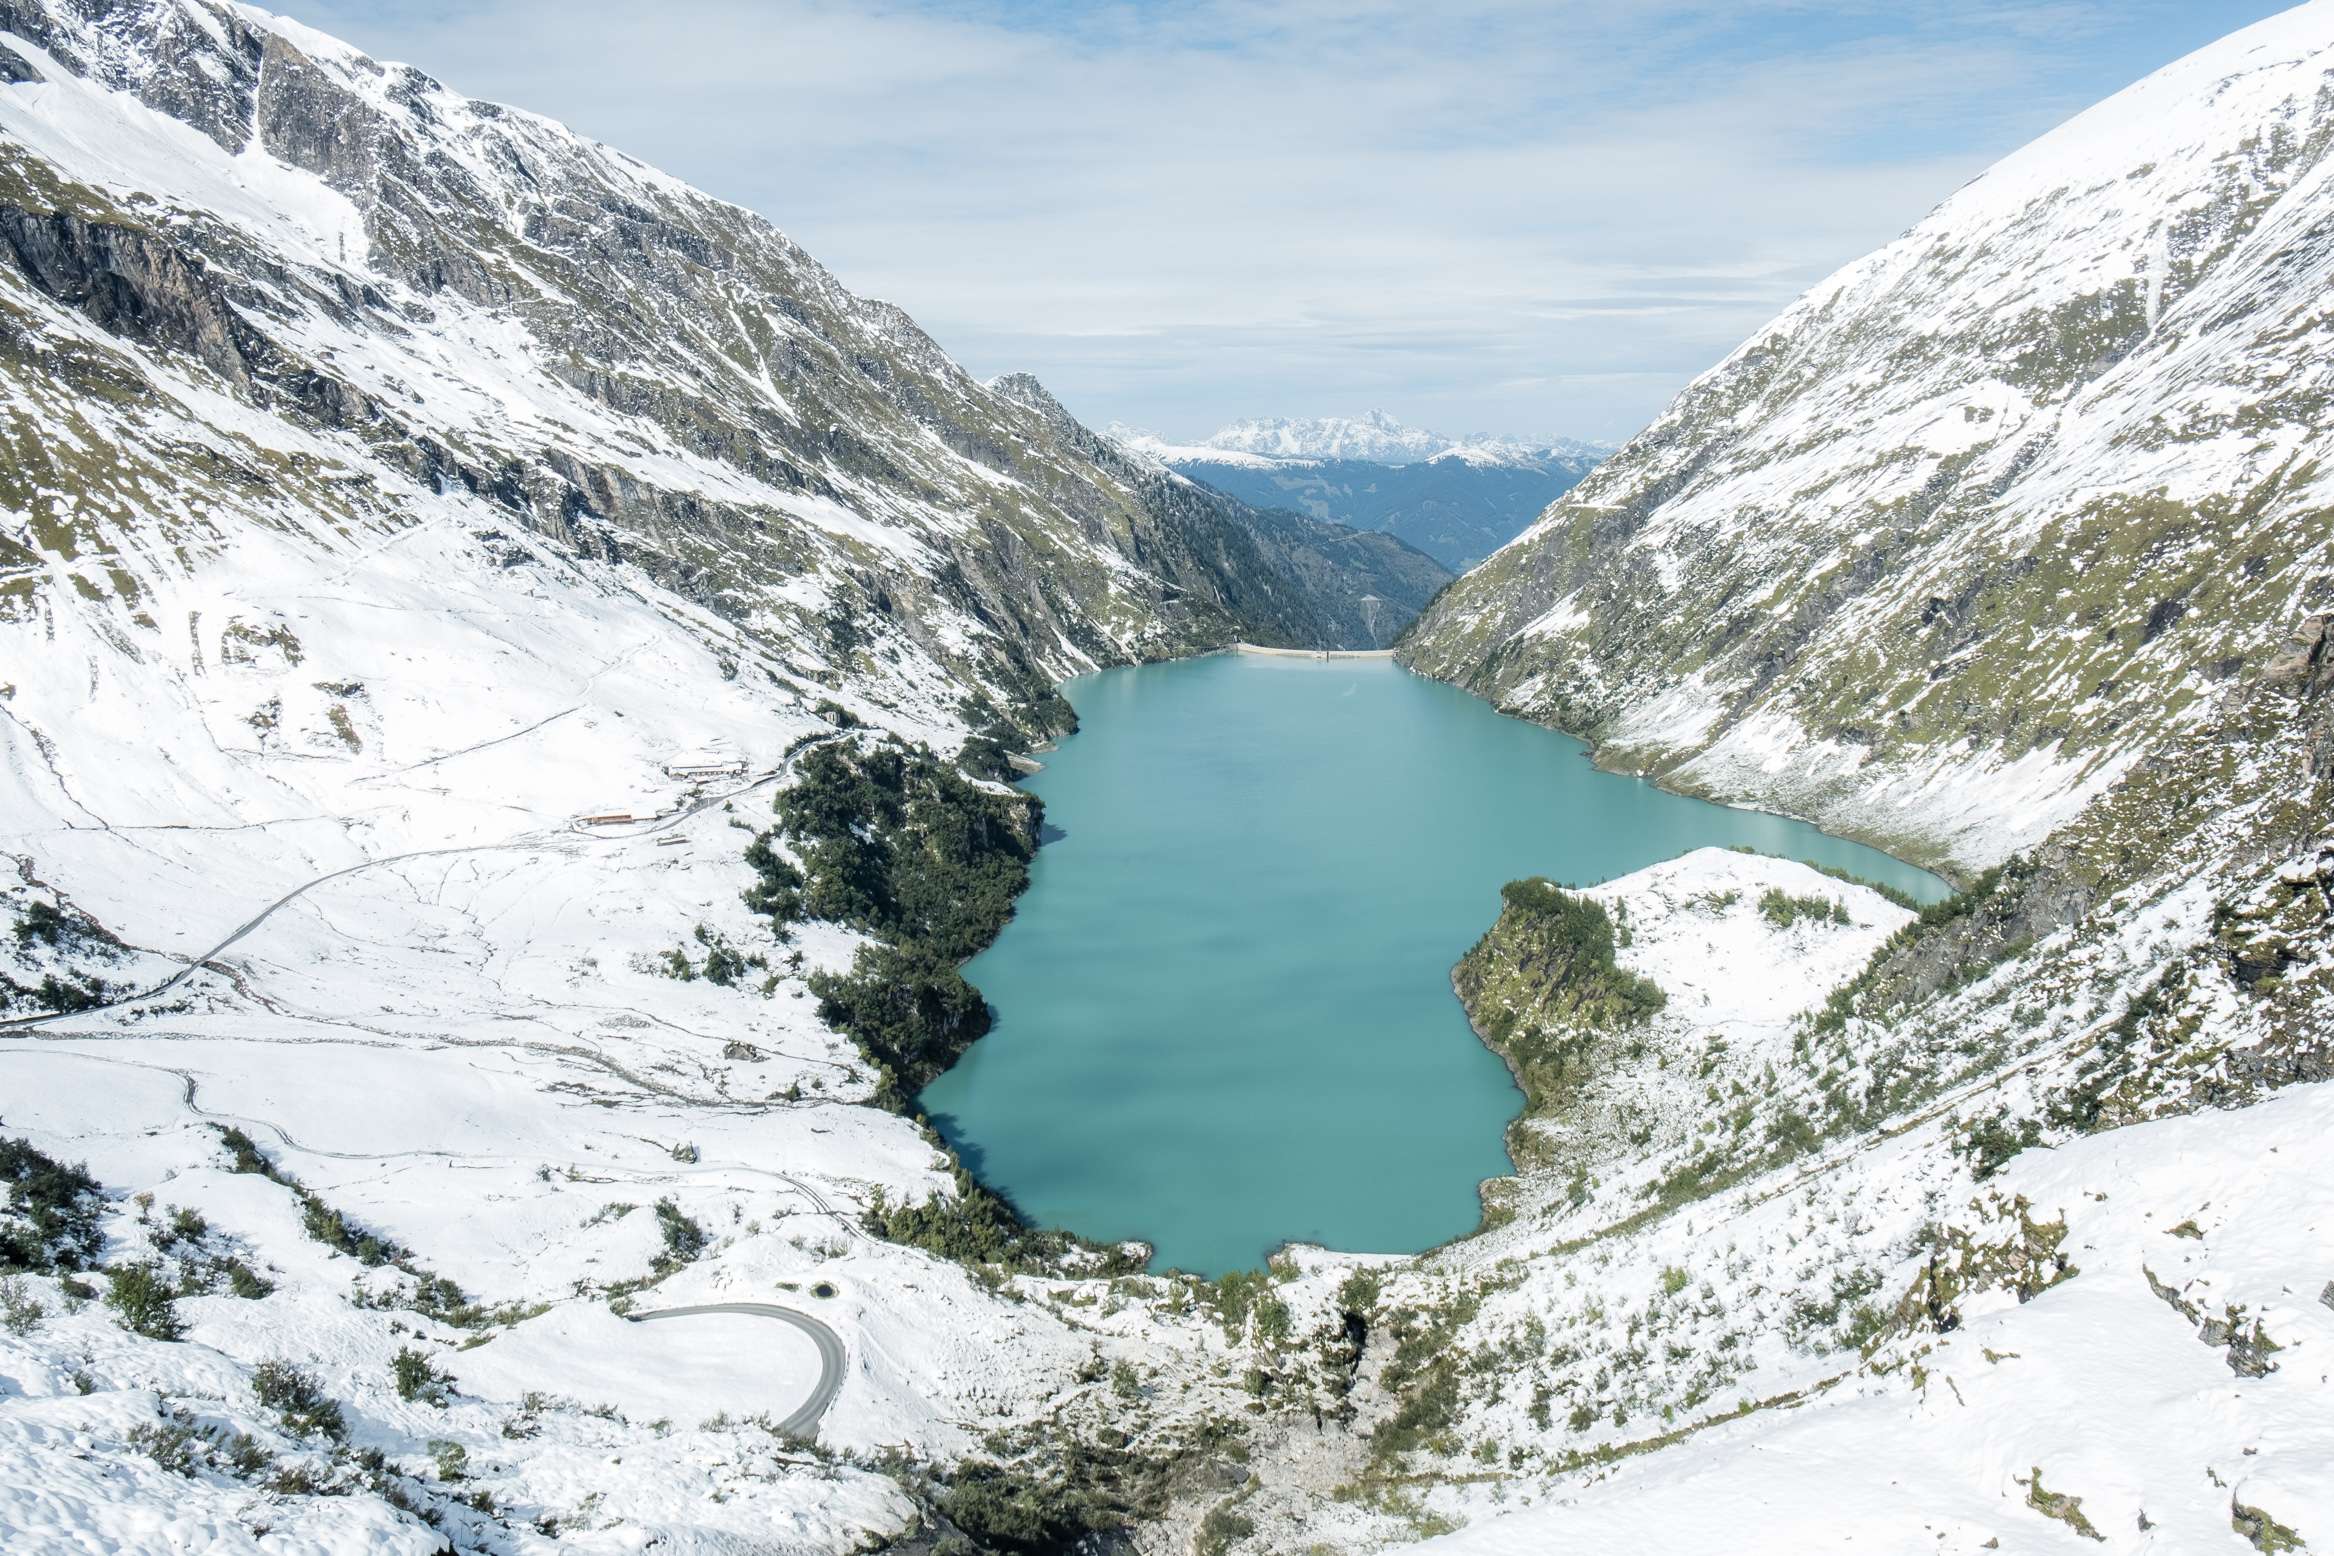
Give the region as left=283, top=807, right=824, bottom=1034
left=0, top=835, right=571, bottom=1032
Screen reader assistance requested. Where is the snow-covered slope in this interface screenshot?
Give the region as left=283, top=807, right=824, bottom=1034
left=1405, top=3, right=2334, bottom=872
left=0, top=0, right=1435, bottom=1545
left=1, top=2, right=2330, bottom=1553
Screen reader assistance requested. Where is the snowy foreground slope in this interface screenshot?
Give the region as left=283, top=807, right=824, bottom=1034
left=0, top=456, right=1267, bottom=1546
left=1417, top=1081, right=2334, bottom=1555
left=0, top=2, right=2329, bottom=1555
left=1405, top=2, right=2334, bottom=874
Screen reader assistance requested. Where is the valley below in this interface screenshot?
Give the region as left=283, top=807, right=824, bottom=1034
left=1, top=2, right=2332, bottom=1554
left=926, top=653, right=1946, bottom=1277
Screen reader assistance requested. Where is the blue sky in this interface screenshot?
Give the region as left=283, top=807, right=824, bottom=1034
left=286, top=0, right=2300, bottom=443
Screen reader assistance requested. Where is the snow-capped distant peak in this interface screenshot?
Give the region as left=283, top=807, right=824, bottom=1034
left=1112, top=413, right=1608, bottom=468
left=1103, top=422, right=1300, bottom=470
left=1202, top=410, right=1448, bottom=463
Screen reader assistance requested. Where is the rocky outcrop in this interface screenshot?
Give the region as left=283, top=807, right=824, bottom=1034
left=2266, top=612, right=2334, bottom=723
left=1451, top=879, right=1664, bottom=1126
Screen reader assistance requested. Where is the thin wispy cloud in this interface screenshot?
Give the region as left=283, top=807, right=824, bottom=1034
left=279, top=0, right=2297, bottom=442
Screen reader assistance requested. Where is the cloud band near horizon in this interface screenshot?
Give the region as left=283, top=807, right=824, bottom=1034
left=283, top=0, right=2298, bottom=444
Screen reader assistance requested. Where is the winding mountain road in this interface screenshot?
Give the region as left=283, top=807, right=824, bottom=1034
left=4, top=729, right=862, bottom=1437
left=0, top=731, right=849, bottom=1034
left=626, top=1302, right=845, bottom=1438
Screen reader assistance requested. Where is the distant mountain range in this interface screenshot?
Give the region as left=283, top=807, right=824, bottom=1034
left=1110, top=414, right=1611, bottom=569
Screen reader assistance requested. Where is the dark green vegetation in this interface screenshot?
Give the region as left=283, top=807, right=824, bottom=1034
left=392, top=1345, right=453, bottom=1405
left=650, top=1197, right=706, bottom=1272
left=768, top=739, right=1039, bottom=958
left=251, top=1358, right=348, bottom=1441
left=3, top=898, right=120, bottom=1014
left=1758, top=888, right=1851, bottom=929
left=214, top=1125, right=516, bottom=1328
left=936, top=1453, right=1158, bottom=1556
left=1453, top=881, right=1667, bottom=1116
left=1367, top=1286, right=1486, bottom=1465
left=862, top=1158, right=1145, bottom=1281
left=0, top=1135, right=104, bottom=1273
left=1727, top=848, right=1924, bottom=912
left=105, top=1260, right=183, bottom=1340
left=929, top=1418, right=1247, bottom=1556
left=866, top=1166, right=1065, bottom=1273
left=812, top=941, right=994, bottom=1108
left=955, top=682, right=1077, bottom=784
left=749, top=736, right=1040, bottom=1105
left=656, top=924, right=767, bottom=986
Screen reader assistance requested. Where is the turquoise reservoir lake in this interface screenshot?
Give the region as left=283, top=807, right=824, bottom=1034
left=920, top=655, right=1949, bottom=1276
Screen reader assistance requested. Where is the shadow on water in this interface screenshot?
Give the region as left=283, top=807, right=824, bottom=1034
left=1038, top=821, right=1069, bottom=846
left=923, top=1110, right=990, bottom=1179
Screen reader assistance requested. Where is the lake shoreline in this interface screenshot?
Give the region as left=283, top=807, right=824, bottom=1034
left=1389, top=645, right=1973, bottom=894
left=923, top=650, right=1946, bottom=1275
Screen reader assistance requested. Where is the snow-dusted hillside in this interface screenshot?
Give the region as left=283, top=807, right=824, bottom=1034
left=1263, top=10, right=2328, bottom=1550
left=0, top=0, right=1438, bottom=679
left=0, top=0, right=1430, bottom=1545
left=0, top=1, right=2329, bottom=1553
left=1405, top=3, right=2334, bottom=873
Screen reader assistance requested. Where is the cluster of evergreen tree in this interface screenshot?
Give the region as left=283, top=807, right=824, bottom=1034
left=951, top=678, right=1074, bottom=784
left=1458, top=880, right=1668, bottom=1117
left=0, top=1136, right=105, bottom=1273
left=767, top=740, right=1038, bottom=960
left=1491, top=879, right=1668, bottom=1025
left=861, top=1164, right=1098, bottom=1272
left=4, top=899, right=122, bottom=1016
left=746, top=736, right=1042, bottom=1104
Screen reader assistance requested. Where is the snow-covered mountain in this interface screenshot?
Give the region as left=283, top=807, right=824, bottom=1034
left=1203, top=410, right=1454, bottom=463
left=1111, top=417, right=1609, bottom=568
left=1117, top=411, right=1606, bottom=468
left=0, top=1, right=2330, bottom=1553
left=0, top=0, right=1440, bottom=683
left=1403, top=4, right=2334, bottom=874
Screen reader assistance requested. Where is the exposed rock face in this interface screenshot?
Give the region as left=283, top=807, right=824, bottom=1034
left=2266, top=613, right=2334, bottom=699
left=1401, top=11, right=2334, bottom=872
left=0, top=0, right=1438, bottom=711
